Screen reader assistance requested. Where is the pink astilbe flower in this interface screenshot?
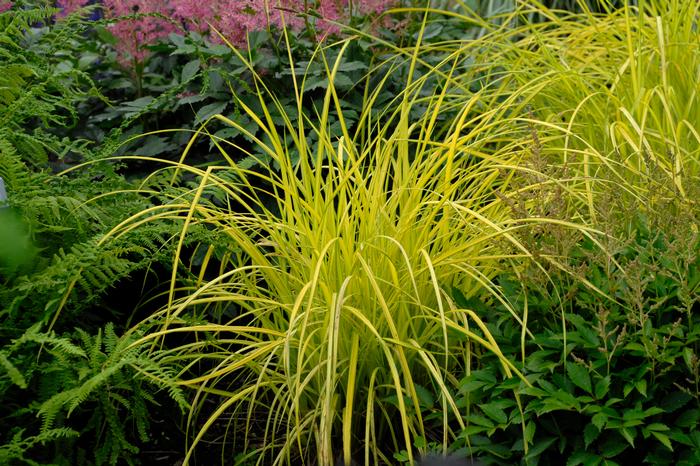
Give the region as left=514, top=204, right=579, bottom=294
left=173, top=0, right=306, bottom=47
left=55, top=0, right=178, bottom=64
left=52, top=0, right=396, bottom=66
left=0, top=1, right=12, bottom=13
left=313, top=0, right=344, bottom=36
left=105, top=0, right=179, bottom=64
left=169, top=0, right=215, bottom=35
left=354, top=0, right=395, bottom=14
left=172, top=0, right=396, bottom=47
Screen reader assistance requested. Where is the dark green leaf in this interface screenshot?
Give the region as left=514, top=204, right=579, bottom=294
left=181, top=59, right=200, bottom=83
left=675, top=409, right=700, bottom=428
left=594, top=376, right=610, bottom=399
left=620, top=427, right=636, bottom=447
left=600, top=434, right=629, bottom=457
left=636, top=379, right=647, bottom=397
left=567, top=450, right=601, bottom=466
left=525, top=420, right=536, bottom=444
left=135, top=136, right=175, bottom=157
left=651, top=432, right=673, bottom=451
left=660, top=392, right=692, bottom=412
left=123, top=96, right=155, bottom=109
left=591, top=412, right=607, bottom=430
left=480, top=403, right=508, bottom=425
left=525, top=437, right=557, bottom=461
left=195, top=102, right=227, bottom=123
left=567, top=362, right=592, bottom=394
left=584, top=423, right=600, bottom=448
left=414, top=384, right=435, bottom=410
left=467, top=414, right=495, bottom=428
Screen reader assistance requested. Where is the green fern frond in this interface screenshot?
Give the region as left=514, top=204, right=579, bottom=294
left=0, top=353, right=27, bottom=389
left=14, top=324, right=87, bottom=359
left=0, top=427, right=78, bottom=466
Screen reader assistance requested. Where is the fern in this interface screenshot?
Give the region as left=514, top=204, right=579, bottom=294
left=0, top=428, right=79, bottom=466
left=0, top=9, right=188, bottom=465
left=2, top=324, right=188, bottom=465
left=0, top=353, right=27, bottom=389
left=0, top=5, right=238, bottom=464
left=0, top=6, right=101, bottom=167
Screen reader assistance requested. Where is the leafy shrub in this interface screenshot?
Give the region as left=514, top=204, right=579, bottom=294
left=451, top=205, right=699, bottom=465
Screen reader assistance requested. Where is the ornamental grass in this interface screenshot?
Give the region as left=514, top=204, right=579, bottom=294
left=95, top=23, right=593, bottom=464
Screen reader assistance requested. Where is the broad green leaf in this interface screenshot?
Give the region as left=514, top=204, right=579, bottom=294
left=195, top=102, right=227, bottom=123
left=337, top=61, right=368, bottom=73
left=623, top=383, right=633, bottom=398
left=413, top=23, right=443, bottom=40
left=594, top=376, right=610, bottom=399
left=480, top=403, right=508, bottom=425
left=567, top=362, right=592, bottom=394
left=623, top=342, right=646, bottom=354
left=600, top=434, right=629, bottom=457
left=136, top=136, right=176, bottom=157
left=642, top=407, right=664, bottom=417
left=660, top=392, right=692, bottom=412
left=414, top=384, right=435, bottom=410
left=651, top=432, right=673, bottom=451
left=567, top=450, right=601, bottom=466
left=525, top=437, right=557, bottom=461
left=304, top=75, right=328, bottom=91
left=413, top=435, right=427, bottom=449
left=584, top=423, right=600, bottom=448
left=332, top=74, right=354, bottom=90
left=525, top=420, right=536, bottom=444
left=620, top=427, right=636, bottom=447
left=467, top=414, right=495, bottom=428
left=124, top=96, right=155, bottom=109
left=675, top=409, right=700, bottom=428
left=461, top=425, right=489, bottom=436
left=636, top=379, right=647, bottom=397
left=645, top=423, right=670, bottom=432
left=181, top=59, right=200, bottom=83
left=591, top=413, right=607, bottom=430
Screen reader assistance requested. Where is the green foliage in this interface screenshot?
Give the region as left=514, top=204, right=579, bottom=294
left=0, top=209, right=35, bottom=272
left=0, top=7, right=214, bottom=465
left=0, top=5, right=102, bottom=167
left=408, top=2, right=700, bottom=464
left=448, top=188, right=700, bottom=465
left=0, top=323, right=188, bottom=466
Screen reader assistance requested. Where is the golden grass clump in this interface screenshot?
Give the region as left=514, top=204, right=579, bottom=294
left=97, top=30, right=585, bottom=464
left=446, top=0, right=700, bottom=223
